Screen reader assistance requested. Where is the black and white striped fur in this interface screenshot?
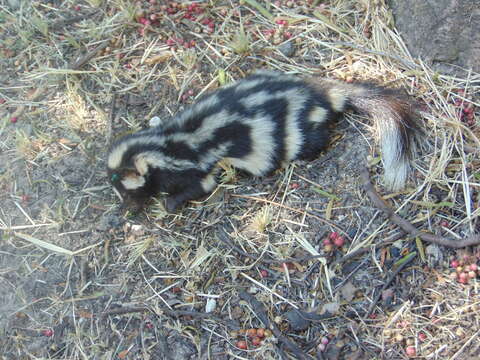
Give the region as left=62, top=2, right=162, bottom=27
left=107, top=71, right=419, bottom=212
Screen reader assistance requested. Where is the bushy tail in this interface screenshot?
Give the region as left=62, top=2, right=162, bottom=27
left=316, top=80, right=420, bottom=191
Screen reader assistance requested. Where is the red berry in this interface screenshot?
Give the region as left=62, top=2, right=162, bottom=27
left=322, top=238, right=332, bottom=246
left=405, top=346, right=416, bottom=357
left=418, top=332, right=427, bottom=342
left=459, top=272, right=469, bottom=284
left=333, top=236, right=345, bottom=247
left=251, top=336, right=261, bottom=346
left=290, top=182, right=300, bottom=189
left=260, top=270, right=268, bottom=278
left=236, top=340, right=247, bottom=350
left=451, top=260, right=459, bottom=268
left=42, top=329, right=54, bottom=337
left=470, top=263, right=478, bottom=272
left=329, top=231, right=339, bottom=240
left=10, top=116, right=18, bottom=123
left=0, top=98, right=5, bottom=104
left=145, top=322, right=154, bottom=329
left=74, top=5, right=81, bottom=11
left=321, top=336, right=329, bottom=345
left=440, top=220, right=449, bottom=227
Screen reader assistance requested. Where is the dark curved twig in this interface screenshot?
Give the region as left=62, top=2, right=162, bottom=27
left=361, top=168, right=480, bottom=248
left=100, top=305, right=240, bottom=329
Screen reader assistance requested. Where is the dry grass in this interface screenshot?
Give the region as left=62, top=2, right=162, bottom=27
left=0, top=0, right=479, bottom=359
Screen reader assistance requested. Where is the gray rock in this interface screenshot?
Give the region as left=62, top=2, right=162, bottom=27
left=387, top=0, right=480, bottom=75
left=278, top=41, right=296, bottom=57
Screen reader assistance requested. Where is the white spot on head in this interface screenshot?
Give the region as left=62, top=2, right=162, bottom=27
left=134, top=156, right=149, bottom=175
left=121, top=173, right=146, bottom=190
left=107, top=134, right=166, bottom=170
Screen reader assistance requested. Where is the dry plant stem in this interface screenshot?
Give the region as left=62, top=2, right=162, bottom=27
left=12, top=40, right=110, bottom=119
left=330, top=235, right=404, bottom=268
left=364, top=252, right=416, bottom=319
left=106, top=92, right=117, bottom=146
left=69, top=41, right=110, bottom=69
left=239, top=291, right=309, bottom=360
left=360, top=169, right=480, bottom=248
left=218, top=227, right=325, bottom=267
left=231, top=194, right=352, bottom=241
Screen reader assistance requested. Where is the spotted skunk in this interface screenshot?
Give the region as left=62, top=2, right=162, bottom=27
left=107, top=71, right=419, bottom=212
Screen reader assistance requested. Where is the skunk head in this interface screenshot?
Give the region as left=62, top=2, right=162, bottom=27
left=108, top=165, right=156, bottom=211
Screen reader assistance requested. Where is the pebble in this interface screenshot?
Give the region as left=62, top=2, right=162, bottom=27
left=278, top=41, right=295, bottom=57
left=149, top=116, right=162, bottom=127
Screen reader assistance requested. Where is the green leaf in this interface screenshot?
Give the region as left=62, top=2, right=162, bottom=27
left=410, top=200, right=454, bottom=208
left=313, top=188, right=340, bottom=201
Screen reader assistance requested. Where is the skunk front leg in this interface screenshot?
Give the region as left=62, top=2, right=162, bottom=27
left=165, top=173, right=217, bottom=212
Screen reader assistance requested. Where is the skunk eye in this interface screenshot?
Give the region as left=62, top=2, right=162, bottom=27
left=111, top=173, right=120, bottom=182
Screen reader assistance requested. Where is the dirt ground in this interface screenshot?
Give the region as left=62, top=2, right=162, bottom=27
left=1, top=1, right=479, bottom=359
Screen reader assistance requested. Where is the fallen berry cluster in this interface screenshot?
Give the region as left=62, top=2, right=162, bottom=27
left=450, top=257, right=479, bottom=284
left=133, top=1, right=216, bottom=42
left=231, top=327, right=271, bottom=350
left=383, top=328, right=417, bottom=358
left=323, top=231, right=346, bottom=253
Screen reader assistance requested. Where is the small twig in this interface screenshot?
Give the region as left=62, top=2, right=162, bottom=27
left=361, top=168, right=480, bottom=248
left=364, top=252, right=416, bottom=318
left=69, top=40, right=110, bottom=70
left=239, top=291, right=310, bottom=360
left=50, top=12, right=96, bottom=30
left=106, top=92, right=117, bottom=146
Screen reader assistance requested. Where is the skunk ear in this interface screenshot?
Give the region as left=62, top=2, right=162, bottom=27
left=120, top=169, right=146, bottom=190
